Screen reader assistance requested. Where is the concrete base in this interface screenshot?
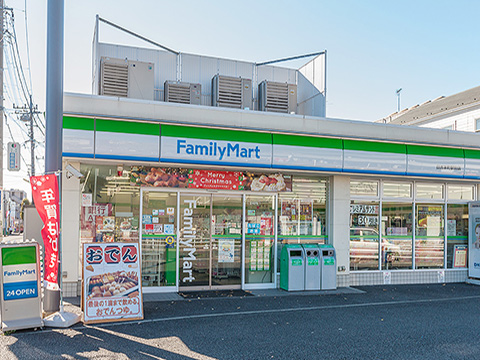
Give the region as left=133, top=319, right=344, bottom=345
left=466, top=278, right=480, bottom=286
left=43, top=310, right=81, bottom=328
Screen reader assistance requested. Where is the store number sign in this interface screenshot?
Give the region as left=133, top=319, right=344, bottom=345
left=357, top=215, right=378, bottom=226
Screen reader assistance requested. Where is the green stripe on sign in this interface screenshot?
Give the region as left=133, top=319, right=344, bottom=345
left=2, top=246, right=36, bottom=266
left=273, top=133, right=342, bottom=149
left=63, top=116, right=95, bottom=131
left=343, top=139, right=406, bottom=154
left=96, top=119, right=160, bottom=136
left=161, top=125, right=272, bottom=144
left=407, top=144, right=464, bottom=158
left=464, top=149, right=480, bottom=160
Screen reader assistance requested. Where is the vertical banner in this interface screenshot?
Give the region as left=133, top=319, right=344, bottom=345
left=83, top=242, right=143, bottom=324
left=468, top=202, right=480, bottom=279
left=30, top=175, right=60, bottom=290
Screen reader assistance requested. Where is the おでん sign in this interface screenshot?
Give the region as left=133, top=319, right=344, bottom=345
left=83, top=242, right=143, bottom=324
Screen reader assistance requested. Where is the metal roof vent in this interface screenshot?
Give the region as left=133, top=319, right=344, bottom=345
left=258, top=81, right=297, bottom=114
left=164, top=81, right=201, bottom=105
left=99, top=57, right=154, bottom=100
left=100, top=58, right=128, bottom=97
left=212, top=75, right=252, bottom=110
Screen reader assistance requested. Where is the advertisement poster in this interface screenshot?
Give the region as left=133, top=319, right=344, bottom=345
left=447, top=220, right=457, bottom=237
left=249, top=240, right=271, bottom=271
left=80, top=204, right=113, bottom=242
left=130, top=167, right=292, bottom=192
left=30, top=175, right=60, bottom=290
left=83, top=242, right=143, bottom=324
left=218, top=239, right=235, bottom=263
left=453, top=245, right=467, bottom=268
left=468, top=202, right=480, bottom=279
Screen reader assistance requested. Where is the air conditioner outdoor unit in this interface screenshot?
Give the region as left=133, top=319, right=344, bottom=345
left=99, top=57, right=154, bottom=100
left=212, top=75, right=252, bottom=110
left=164, top=81, right=201, bottom=105
left=258, top=81, right=297, bottom=114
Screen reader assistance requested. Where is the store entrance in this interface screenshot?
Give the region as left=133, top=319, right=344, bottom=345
left=179, top=193, right=243, bottom=290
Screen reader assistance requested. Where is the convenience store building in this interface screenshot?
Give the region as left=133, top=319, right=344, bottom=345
left=61, top=91, right=480, bottom=296
left=59, top=38, right=480, bottom=296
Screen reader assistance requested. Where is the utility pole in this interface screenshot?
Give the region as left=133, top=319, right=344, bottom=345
left=14, top=95, right=40, bottom=177
left=0, top=0, right=4, bottom=239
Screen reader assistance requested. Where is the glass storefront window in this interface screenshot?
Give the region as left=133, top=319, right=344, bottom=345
left=415, top=204, right=444, bottom=269
left=246, top=195, right=275, bottom=284
left=447, top=204, right=468, bottom=268
left=80, top=164, right=140, bottom=244
left=448, top=185, right=474, bottom=201
left=416, top=183, right=444, bottom=200
left=278, top=177, right=327, bottom=271
left=383, top=182, right=412, bottom=198
left=350, top=201, right=380, bottom=270
left=141, top=191, right=177, bottom=287
left=381, top=203, right=412, bottom=269
left=351, top=180, right=378, bottom=197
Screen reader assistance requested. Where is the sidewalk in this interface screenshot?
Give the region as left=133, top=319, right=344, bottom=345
left=64, top=286, right=364, bottom=306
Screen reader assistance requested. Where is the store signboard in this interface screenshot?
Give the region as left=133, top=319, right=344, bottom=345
left=83, top=242, right=143, bottom=324
left=161, top=136, right=272, bottom=167
left=0, top=243, right=43, bottom=331
left=469, top=202, right=480, bottom=278
left=407, top=155, right=464, bottom=177
left=273, top=144, right=342, bottom=170
left=344, top=150, right=407, bottom=174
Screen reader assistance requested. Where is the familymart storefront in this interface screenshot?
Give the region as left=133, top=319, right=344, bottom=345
left=61, top=95, right=480, bottom=295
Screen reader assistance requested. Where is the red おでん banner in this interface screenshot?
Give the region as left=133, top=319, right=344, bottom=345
left=30, top=175, right=60, bottom=290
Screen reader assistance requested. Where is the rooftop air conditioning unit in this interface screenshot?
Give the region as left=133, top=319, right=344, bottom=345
left=258, top=81, right=297, bottom=114
left=99, top=57, right=154, bottom=100
left=164, top=81, right=201, bottom=105
left=212, top=75, right=252, bottom=110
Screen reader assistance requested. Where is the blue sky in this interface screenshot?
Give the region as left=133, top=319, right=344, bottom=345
left=4, top=0, right=480, bottom=192
left=9, top=0, right=480, bottom=121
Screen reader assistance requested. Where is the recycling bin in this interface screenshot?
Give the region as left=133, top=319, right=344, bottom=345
left=320, top=245, right=337, bottom=290
left=280, top=244, right=305, bottom=291
left=302, top=244, right=321, bottom=290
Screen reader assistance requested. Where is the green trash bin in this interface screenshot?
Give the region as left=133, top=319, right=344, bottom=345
left=302, top=244, right=321, bottom=290
left=280, top=244, right=305, bottom=291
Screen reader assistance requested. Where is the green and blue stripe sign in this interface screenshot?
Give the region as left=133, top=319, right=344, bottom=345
left=2, top=246, right=38, bottom=301
left=62, top=116, right=480, bottom=179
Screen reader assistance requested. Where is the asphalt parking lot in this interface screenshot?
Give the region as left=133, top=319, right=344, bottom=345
left=1, top=283, right=480, bottom=359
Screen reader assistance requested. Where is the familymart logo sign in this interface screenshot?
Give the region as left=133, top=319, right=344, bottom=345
left=161, top=136, right=272, bottom=166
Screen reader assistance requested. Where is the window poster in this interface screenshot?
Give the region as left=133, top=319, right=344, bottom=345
left=83, top=242, right=143, bottom=324
left=249, top=240, right=271, bottom=271
left=218, top=239, right=235, bottom=263
left=453, top=245, right=467, bottom=268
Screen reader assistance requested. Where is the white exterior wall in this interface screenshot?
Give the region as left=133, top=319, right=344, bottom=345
left=94, top=42, right=325, bottom=117
left=415, top=106, right=480, bottom=132
left=61, top=160, right=81, bottom=297
left=328, top=176, right=350, bottom=278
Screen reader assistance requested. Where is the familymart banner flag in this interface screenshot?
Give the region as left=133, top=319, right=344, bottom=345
left=30, top=175, right=60, bottom=290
